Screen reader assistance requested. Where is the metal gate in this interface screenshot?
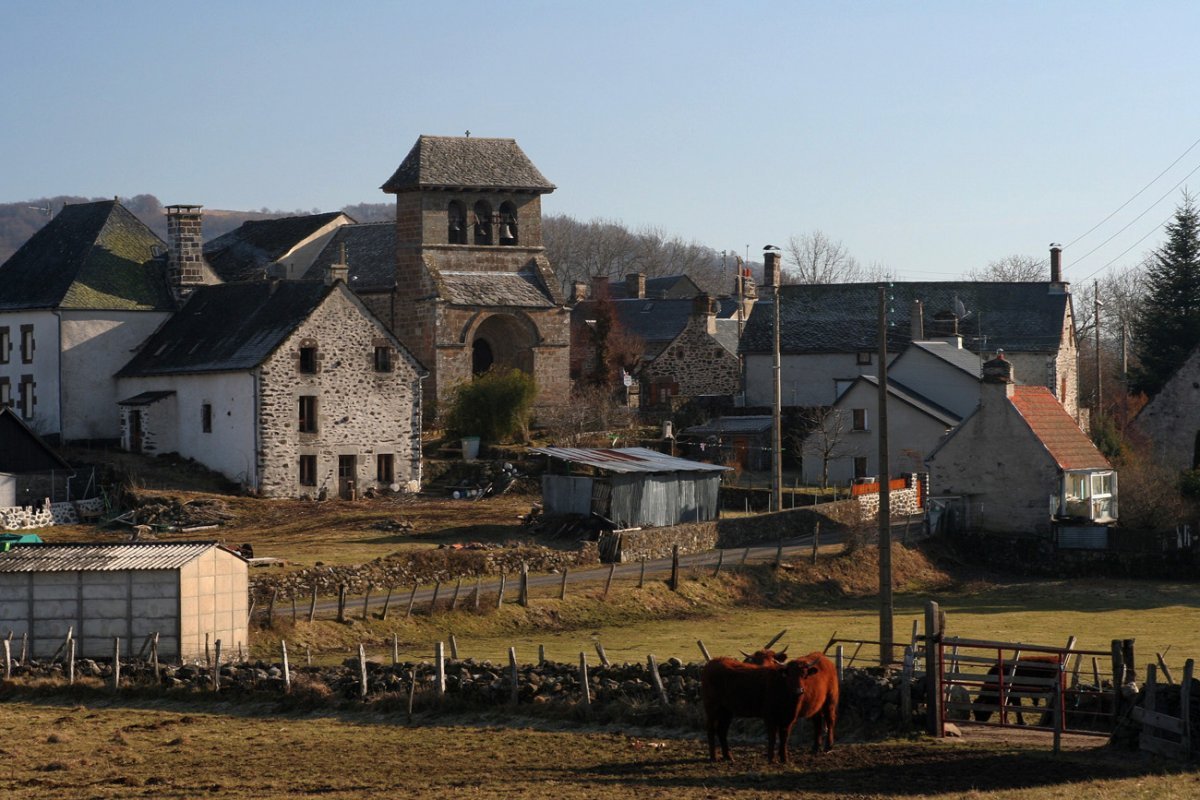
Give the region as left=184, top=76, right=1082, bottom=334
left=938, top=636, right=1118, bottom=739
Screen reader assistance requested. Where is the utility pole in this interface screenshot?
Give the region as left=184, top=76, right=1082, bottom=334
left=877, top=284, right=893, bottom=666
left=768, top=247, right=783, bottom=514
left=1121, top=319, right=1129, bottom=385
left=1094, top=280, right=1103, bottom=415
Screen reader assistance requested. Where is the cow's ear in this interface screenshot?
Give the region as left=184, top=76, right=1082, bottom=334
left=775, top=647, right=788, bottom=661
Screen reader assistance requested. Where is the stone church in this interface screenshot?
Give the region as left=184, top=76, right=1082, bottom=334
left=369, top=135, right=570, bottom=416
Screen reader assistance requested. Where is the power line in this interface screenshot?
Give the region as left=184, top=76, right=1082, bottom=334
left=1065, top=133, right=1200, bottom=250
left=1076, top=209, right=1175, bottom=284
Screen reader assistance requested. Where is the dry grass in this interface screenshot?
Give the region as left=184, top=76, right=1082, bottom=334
left=2, top=700, right=1197, bottom=799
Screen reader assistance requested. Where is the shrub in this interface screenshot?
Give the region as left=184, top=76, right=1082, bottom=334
left=442, top=369, right=538, bottom=443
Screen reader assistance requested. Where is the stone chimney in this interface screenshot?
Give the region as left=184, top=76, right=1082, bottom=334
left=326, top=243, right=349, bottom=286
left=166, top=204, right=205, bottom=301
left=763, top=251, right=782, bottom=289
left=692, top=292, right=718, bottom=334
left=1050, top=244, right=1062, bottom=283
left=911, top=299, right=924, bottom=341
left=591, top=275, right=610, bottom=300
left=981, top=351, right=1014, bottom=401
left=625, top=272, right=646, bottom=299
left=570, top=281, right=589, bottom=304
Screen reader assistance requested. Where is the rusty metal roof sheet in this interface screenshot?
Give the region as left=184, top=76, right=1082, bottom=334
left=527, top=446, right=729, bottom=474
left=0, top=542, right=238, bottom=572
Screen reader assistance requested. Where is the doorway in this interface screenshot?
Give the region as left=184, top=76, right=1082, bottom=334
left=338, top=455, right=356, bottom=500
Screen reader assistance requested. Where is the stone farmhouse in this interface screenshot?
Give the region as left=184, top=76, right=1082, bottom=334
left=639, top=293, right=741, bottom=405
left=927, top=354, right=1115, bottom=536
left=115, top=264, right=425, bottom=499
left=740, top=253, right=1079, bottom=417
left=0, top=200, right=218, bottom=443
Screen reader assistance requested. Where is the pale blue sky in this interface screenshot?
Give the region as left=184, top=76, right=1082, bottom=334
left=3, top=1, right=1198, bottom=282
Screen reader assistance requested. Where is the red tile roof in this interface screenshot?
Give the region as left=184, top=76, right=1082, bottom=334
left=1009, top=386, right=1111, bottom=470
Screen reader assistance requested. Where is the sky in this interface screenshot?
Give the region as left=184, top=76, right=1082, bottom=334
left=3, top=0, right=1199, bottom=283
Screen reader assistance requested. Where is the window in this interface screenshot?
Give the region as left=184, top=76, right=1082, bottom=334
left=299, top=455, right=317, bottom=486
left=0, top=377, right=9, bottom=407
left=18, top=375, right=35, bottom=419
left=856, top=351, right=872, bottom=365
left=374, top=345, right=392, bottom=373
left=20, top=325, right=34, bottom=364
left=852, top=408, right=868, bottom=431
left=447, top=200, right=467, bottom=244
left=298, top=395, right=318, bottom=433
left=299, top=346, right=318, bottom=374
left=0, top=326, right=9, bottom=364
left=202, top=403, right=212, bottom=433
left=853, top=457, right=869, bottom=479
left=377, top=453, right=395, bottom=484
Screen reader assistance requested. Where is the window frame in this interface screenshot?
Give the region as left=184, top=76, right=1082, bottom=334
left=377, top=453, right=395, bottom=484
left=18, top=374, right=35, bottom=419
left=201, top=403, right=213, bottom=433
left=299, top=454, right=317, bottom=486
left=299, top=346, right=318, bottom=374
left=0, top=326, right=9, bottom=364
left=852, top=408, right=869, bottom=431
left=0, top=376, right=10, bottom=408
left=298, top=395, right=318, bottom=434
left=20, top=324, right=34, bottom=364
left=856, top=351, right=872, bottom=365
left=373, top=345, right=392, bottom=373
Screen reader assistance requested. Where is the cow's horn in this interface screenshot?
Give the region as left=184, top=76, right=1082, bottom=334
left=740, top=650, right=753, bottom=659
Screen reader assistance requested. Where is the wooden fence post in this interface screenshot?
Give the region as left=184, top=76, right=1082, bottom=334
left=381, top=585, right=394, bottom=620
left=306, top=644, right=311, bottom=666
left=473, top=577, right=482, bottom=612
left=19, top=631, right=27, bottom=663
left=407, top=669, right=417, bottom=723
left=713, top=549, right=724, bottom=577
left=150, top=632, right=159, bottom=683
left=291, top=594, right=298, bottom=623
left=1110, top=639, right=1125, bottom=729
left=405, top=582, right=418, bottom=619
left=774, top=534, right=784, bottom=568
left=1156, top=652, right=1175, bottom=685
left=603, top=563, right=616, bottom=598
left=900, top=645, right=914, bottom=728
left=519, top=564, right=529, bottom=607
left=112, top=636, right=121, bottom=692
left=835, top=645, right=844, bottom=683
left=359, top=643, right=369, bottom=700
left=450, top=578, right=463, bottom=611
left=450, top=634, right=459, bottom=660
left=741, top=546, right=750, bottom=565
left=697, top=640, right=712, bottom=661
left=579, top=652, right=591, bottom=709
left=538, top=644, right=546, bottom=665
left=392, top=633, right=399, bottom=666
left=595, top=641, right=610, bottom=667
left=362, top=586, right=372, bottom=620
left=508, top=647, right=520, bottom=706
left=212, top=639, right=221, bottom=691
left=924, top=600, right=943, bottom=736
left=560, top=568, right=569, bottom=600
left=3, top=638, right=10, bottom=681
left=647, top=654, right=669, bottom=705
left=812, top=521, right=820, bottom=563
left=67, top=638, right=76, bottom=685
left=1182, top=659, right=1195, bottom=754
left=205, top=632, right=211, bottom=666
left=496, top=572, right=506, bottom=608
left=336, top=584, right=347, bottom=623
left=669, top=545, right=679, bottom=591
left=1052, top=675, right=1063, bottom=755
left=638, top=559, right=646, bottom=589
left=268, top=589, right=277, bottom=629
left=1122, top=638, right=1137, bottom=682
left=308, top=584, right=317, bottom=623
left=281, top=640, right=291, bottom=693
left=430, top=581, right=442, bottom=614
left=435, top=641, right=446, bottom=696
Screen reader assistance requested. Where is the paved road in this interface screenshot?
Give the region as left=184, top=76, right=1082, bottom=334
left=274, top=519, right=925, bottom=620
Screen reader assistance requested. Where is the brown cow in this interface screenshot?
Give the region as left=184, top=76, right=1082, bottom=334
left=973, top=654, right=1061, bottom=724
left=789, top=652, right=839, bottom=754
left=701, top=657, right=805, bottom=763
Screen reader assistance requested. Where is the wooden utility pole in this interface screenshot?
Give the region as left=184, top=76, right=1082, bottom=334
left=877, top=284, right=893, bottom=666
left=769, top=248, right=783, bottom=513
left=1094, top=279, right=1103, bottom=414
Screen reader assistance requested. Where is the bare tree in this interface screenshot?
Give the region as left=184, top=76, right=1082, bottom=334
left=795, top=406, right=851, bottom=489
left=783, top=231, right=862, bottom=284
left=966, top=254, right=1047, bottom=282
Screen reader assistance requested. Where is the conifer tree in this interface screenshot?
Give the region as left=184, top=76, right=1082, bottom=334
left=1133, top=191, right=1200, bottom=395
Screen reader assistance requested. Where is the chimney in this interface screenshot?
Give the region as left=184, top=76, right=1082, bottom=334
left=166, top=204, right=205, bottom=301
left=911, top=299, right=924, bottom=341
left=981, top=350, right=1015, bottom=401
left=763, top=251, right=782, bottom=289
left=625, top=272, right=646, bottom=299
left=570, top=281, right=589, bottom=304
left=1050, top=243, right=1062, bottom=283
left=692, top=292, right=717, bottom=334
left=325, top=242, right=349, bottom=286
left=591, top=275, right=610, bottom=300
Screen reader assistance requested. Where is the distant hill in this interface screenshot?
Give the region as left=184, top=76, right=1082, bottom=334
left=0, top=195, right=396, bottom=264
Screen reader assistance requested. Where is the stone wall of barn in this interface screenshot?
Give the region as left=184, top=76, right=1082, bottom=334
left=641, top=312, right=740, bottom=401
left=255, top=286, right=423, bottom=499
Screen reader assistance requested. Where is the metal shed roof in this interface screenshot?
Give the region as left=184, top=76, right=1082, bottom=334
left=528, top=446, right=729, bottom=474
left=0, top=542, right=238, bottom=572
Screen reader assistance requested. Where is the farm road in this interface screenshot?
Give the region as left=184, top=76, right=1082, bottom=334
left=303, top=519, right=925, bottom=617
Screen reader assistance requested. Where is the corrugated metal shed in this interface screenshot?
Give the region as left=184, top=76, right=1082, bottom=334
left=528, top=447, right=729, bottom=475
left=0, top=542, right=232, bottom=572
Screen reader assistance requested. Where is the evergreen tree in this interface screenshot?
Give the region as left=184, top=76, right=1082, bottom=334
left=1133, top=191, right=1200, bottom=395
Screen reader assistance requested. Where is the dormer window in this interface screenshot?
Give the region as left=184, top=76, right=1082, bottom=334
left=448, top=200, right=467, bottom=244
left=499, top=201, right=518, bottom=246
left=473, top=200, right=493, bottom=245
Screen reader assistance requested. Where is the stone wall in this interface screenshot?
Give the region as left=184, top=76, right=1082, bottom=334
left=0, top=498, right=99, bottom=530
left=641, top=311, right=740, bottom=399
left=256, top=286, right=423, bottom=499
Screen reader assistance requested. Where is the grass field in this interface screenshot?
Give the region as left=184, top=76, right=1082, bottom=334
left=3, top=699, right=1197, bottom=800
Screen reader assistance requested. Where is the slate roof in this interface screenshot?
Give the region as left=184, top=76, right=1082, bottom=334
left=907, top=341, right=984, bottom=377
left=0, top=542, right=237, bottom=572
left=0, top=407, right=71, bottom=473
left=204, top=212, right=348, bottom=283
left=576, top=297, right=740, bottom=346
left=1009, top=385, right=1111, bottom=471
left=740, top=282, right=1070, bottom=356
left=301, top=222, right=396, bottom=292
left=0, top=200, right=174, bottom=311
left=682, top=416, right=773, bottom=436
left=116, top=390, right=176, bottom=406
left=381, top=136, right=555, bottom=193
left=610, top=275, right=701, bottom=300
left=851, top=376, right=961, bottom=427
left=117, top=281, right=332, bottom=376
left=713, top=319, right=741, bottom=356
left=437, top=271, right=556, bottom=307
